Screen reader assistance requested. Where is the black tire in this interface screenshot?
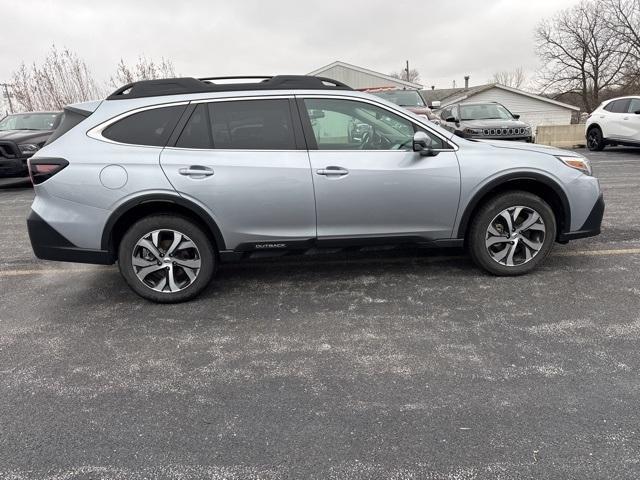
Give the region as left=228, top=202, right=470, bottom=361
left=468, top=191, right=556, bottom=276
left=118, top=215, right=216, bottom=303
left=587, top=126, right=605, bottom=151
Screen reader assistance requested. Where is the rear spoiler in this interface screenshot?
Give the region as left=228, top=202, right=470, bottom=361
left=44, top=100, right=102, bottom=146
left=65, top=100, right=102, bottom=116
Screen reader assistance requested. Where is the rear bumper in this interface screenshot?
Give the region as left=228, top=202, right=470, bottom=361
left=558, top=193, right=604, bottom=242
left=27, top=210, right=114, bottom=264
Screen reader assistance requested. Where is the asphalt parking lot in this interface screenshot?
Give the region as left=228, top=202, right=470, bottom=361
left=1, top=148, right=640, bottom=479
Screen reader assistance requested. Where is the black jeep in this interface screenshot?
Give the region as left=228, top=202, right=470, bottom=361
left=0, top=111, right=63, bottom=179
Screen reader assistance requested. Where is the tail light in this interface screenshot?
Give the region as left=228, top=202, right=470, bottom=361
left=28, top=158, right=69, bottom=185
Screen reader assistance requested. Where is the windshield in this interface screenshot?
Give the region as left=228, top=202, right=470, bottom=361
left=371, top=90, right=426, bottom=107
left=0, top=113, right=60, bottom=131
left=460, top=104, right=514, bottom=121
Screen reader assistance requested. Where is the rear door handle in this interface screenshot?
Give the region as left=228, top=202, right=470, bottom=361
left=179, top=166, right=214, bottom=177
left=316, top=166, right=349, bottom=176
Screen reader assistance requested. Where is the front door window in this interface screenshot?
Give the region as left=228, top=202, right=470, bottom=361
left=303, top=98, right=420, bottom=151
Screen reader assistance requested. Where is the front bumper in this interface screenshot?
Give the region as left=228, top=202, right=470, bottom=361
left=558, top=193, right=604, bottom=242
left=465, top=134, right=532, bottom=142
left=0, top=157, right=29, bottom=178
left=27, top=210, right=114, bottom=264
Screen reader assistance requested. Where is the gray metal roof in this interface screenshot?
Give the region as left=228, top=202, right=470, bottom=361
left=308, top=61, right=424, bottom=90
left=421, top=84, right=495, bottom=104
left=421, top=83, right=580, bottom=111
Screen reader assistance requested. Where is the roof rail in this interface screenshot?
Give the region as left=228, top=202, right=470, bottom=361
left=199, top=76, right=273, bottom=82
left=106, top=75, right=352, bottom=100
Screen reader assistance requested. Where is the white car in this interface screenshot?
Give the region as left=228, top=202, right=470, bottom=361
left=586, top=96, right=640, bottom=151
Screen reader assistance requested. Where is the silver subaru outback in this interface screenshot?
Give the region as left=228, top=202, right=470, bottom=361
left=26, top=75, right=604, bottom=302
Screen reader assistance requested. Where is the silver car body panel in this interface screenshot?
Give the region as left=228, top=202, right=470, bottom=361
left=160, top=147, right=317, bottom=246
left=307, top=149, right=460, bottom=239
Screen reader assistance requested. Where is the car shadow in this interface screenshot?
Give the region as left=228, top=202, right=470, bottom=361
left=73, top=246, right=475, bottom=306
left=0, top=177, right=31, bottom=188
left=603, top=147, right=640, bottom=154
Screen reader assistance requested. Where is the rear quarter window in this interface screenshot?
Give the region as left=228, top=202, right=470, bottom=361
left=102, top=105, right=186, bottom=146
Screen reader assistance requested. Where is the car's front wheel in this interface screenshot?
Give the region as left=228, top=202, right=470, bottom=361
left=468, top=191, right=556, bottom=276
left=587, top=127, right=605, bottom=151
left=118, top=215, right=216, bottom=303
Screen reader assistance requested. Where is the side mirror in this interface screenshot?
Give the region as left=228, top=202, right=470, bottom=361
left=413, top=131, right=438, bottom=156
left=513, top=114, right=520, bottom=120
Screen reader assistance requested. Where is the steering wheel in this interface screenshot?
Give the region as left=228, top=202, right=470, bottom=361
left=361, top=127, right=392, bottom=150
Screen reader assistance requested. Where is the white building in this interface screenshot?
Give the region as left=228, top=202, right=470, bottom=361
left=308, top=61, right=423, bottom=90
left=422, top=83, right=580, bottom=130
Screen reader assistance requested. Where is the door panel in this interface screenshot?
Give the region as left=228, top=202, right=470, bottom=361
left=298, top=96, right=461, bottom=240
left=625, top=98, right=640, bottom=142
left=161, top=149, right=316, bottom=247
left=605, top=99, right=631, bottom=139
left=308, top=150, right=461, bottom=239
left=160, top=98, right=316, bottom=249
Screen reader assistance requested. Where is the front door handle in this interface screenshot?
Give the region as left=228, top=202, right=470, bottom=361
left=179, top=166, right=214, bottom=177
left=316, top=166, right=349, bottom=176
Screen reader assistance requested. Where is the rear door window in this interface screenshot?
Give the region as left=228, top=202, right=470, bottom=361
left=604, top=99, right=631, bottom=113
left=209, top=99, right=295, bottom=150
left=627, top=98, right=640, bottom=114
left=102, top=105, right=186, bottom=146
left=175, top=104, right=212, bottom=149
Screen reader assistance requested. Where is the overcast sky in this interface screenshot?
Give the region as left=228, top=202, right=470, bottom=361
left=1, top=0, right=581, bottom=93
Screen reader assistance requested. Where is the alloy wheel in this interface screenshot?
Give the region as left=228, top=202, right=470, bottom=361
left=485, top=206, right=546, bottom=267
left=131, top=229, right=201, bottom=292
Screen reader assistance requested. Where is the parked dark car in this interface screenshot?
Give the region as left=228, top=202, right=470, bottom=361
left=439, top=102, right=532, bottom=142
left=361, top=87, right=441, bottom=124
left=0, top=111, right=63, bottom=178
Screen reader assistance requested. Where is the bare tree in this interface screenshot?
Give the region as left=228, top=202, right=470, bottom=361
left=492, top=67, right=526, bottom=89
left=10, top=45, right=102, bottom=111
left=110, top=56, right=177, bottom=88
left=604, top=0, right=640, bottom=58
left=535, top=0, right=630, bottom=111
left=390, top=68, right=421, bottom=83
left=603, top=0, right=640, bottom=89
left=0, top=83, right=13, bottom=115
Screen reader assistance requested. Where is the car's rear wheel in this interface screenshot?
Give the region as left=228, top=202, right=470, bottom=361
left=118, top=215, right=216, bottom=303
left=587, top=127, right=605, bottom=151
left=468, top=191, right=556, bottom=276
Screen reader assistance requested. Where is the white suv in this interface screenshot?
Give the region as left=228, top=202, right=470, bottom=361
left=586, top=96, right=640, bottom=151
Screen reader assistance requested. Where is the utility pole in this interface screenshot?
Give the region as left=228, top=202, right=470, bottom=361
left=0, top=83, right=14, bottom=114
left=405, top=60, right=410, bottom=82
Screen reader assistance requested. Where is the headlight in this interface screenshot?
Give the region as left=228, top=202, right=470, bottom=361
left=18, top=143, right=40, bottom=156
left=556, top=155, right=592, bottom=175
left=464, top=128, right=483, bottom=135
